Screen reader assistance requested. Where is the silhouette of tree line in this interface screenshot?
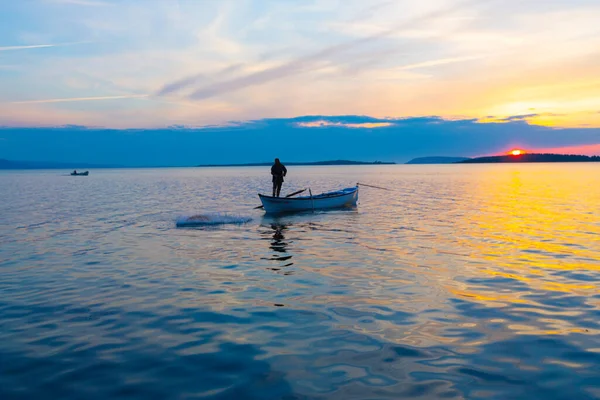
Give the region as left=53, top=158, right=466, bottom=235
left=457, top=153, right=600, bottom=163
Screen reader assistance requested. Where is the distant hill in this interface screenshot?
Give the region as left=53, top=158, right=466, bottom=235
left=196, top=160, right=396, bottom=167
left=406, top=156, right=471, bottom=164
left=457, top=153, right=600, bottom=164
left=0, top=159, right=123, bottom=169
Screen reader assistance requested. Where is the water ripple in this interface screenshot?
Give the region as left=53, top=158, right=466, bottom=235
left=1, top=165, right=599, bottom=399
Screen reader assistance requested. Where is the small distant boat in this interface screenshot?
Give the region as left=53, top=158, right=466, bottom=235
left=70, top=171, right=89, bottom=176
left=258, top=186, right=358, bottom=214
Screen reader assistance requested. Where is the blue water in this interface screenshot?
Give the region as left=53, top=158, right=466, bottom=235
left=1, top=165, right=599, bottom=399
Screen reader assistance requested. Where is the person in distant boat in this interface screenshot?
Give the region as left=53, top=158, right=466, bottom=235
left=73, top=170, right=77, bottom=174
left=271, top=158, right=287, bottom=197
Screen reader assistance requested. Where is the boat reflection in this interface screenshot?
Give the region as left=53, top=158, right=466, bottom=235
left=260, top=220, right=294, bottom=274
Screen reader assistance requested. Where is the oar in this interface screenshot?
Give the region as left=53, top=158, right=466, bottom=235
left=357, top=182, right=392, bottom=191
left=284, top=188, right=307, bottom=198
left=254, top=189, right=307, bottom=209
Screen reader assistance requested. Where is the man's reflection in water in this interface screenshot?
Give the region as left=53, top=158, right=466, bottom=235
left=264, top=223, right=294, bottom=274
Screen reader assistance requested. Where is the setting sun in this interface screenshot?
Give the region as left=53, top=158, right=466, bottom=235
left=511, top=149, right=524, bottom=156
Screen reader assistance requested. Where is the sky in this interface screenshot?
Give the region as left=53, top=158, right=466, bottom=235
left=1, top=0, right=599, bottom=164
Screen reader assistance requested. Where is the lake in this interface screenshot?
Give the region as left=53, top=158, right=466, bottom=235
left=1, top=164, right=599, bottom=399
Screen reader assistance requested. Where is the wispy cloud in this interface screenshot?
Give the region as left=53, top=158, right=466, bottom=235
left=297, top=120, right=394, bottom=128
left=11, top=94, right=148, bottom=104
left=0, top=44, right=57, bottom=52
left=157, top=0, right=487, bottom=100
left=348, top=1, right=396, bottom=23
left=46, top=0, right=110, bottom=6
left=399, top=55, right=482, bottom=70
left=156, top=63, right=245, bottom=97
left=0, top=42, right=91, bottom=52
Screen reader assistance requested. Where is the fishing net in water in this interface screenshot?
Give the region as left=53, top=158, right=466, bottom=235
left=176, top=212, right=252, bottom=227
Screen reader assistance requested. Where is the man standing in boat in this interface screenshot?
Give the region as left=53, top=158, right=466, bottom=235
left=271, top=158, right=287, bottom=197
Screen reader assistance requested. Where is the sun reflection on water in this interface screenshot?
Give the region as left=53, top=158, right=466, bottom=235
left=429, top=166, right=600, bottom=334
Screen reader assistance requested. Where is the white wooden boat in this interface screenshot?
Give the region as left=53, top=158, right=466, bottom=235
left=258, top=186, right=358, bottom=214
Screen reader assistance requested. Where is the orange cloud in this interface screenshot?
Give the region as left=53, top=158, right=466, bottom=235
left=296, top=120, right=393, bottom=128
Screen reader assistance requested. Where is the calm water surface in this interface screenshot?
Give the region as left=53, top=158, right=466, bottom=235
left=1, top=164, right=599, bottom=399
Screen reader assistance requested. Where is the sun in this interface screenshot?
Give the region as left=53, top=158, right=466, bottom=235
left=510, top=149, right=524, bottom=156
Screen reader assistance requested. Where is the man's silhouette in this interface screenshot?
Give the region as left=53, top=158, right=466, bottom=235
left=271, top=158, right=287, bottom=197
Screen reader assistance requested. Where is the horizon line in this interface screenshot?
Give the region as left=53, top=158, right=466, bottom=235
left=2, top=153, right=600, bottom=171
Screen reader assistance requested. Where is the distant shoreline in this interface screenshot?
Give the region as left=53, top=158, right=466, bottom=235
left=3, top=155, right=600, bottom=170
left=456, top=153, right=600, bottom=164
left=0, top=159, right=396, bottom=170
left=195, top=160, right=396, bottom=167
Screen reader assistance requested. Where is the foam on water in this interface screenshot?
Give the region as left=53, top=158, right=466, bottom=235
left=175, top=212, right=253, bottom=227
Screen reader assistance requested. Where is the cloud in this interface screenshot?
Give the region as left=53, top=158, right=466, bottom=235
left=0, top=42, right=91, bottom=52
left=156, top=74, right=206, bottom=97
left=296, top=120, right=394, bottom=128
left=156, top=63, right=246, bottom=97
left=500, top=114, right=539, bottom=122
left=3, top=0, right=598, bottom=130
left=1, top=115, right=598, bottom=166
left=157, top=0, right=487, bottom=100
left=399, top=55, right=483, bottom=70
left=10, top=94, right=149, bottom=104
left=348, top=1, right=396, bottom=23
left=46, top=0, right=110, bottom=6
left=0, top=44, right=59, bottom=52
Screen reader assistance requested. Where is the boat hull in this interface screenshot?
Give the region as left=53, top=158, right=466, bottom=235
left=70, top=171, right=89, bottom=176
left=258, top=187, right=358, bottom=214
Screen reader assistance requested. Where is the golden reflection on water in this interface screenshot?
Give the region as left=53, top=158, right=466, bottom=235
left=438, top=165, right=600, bottom=333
